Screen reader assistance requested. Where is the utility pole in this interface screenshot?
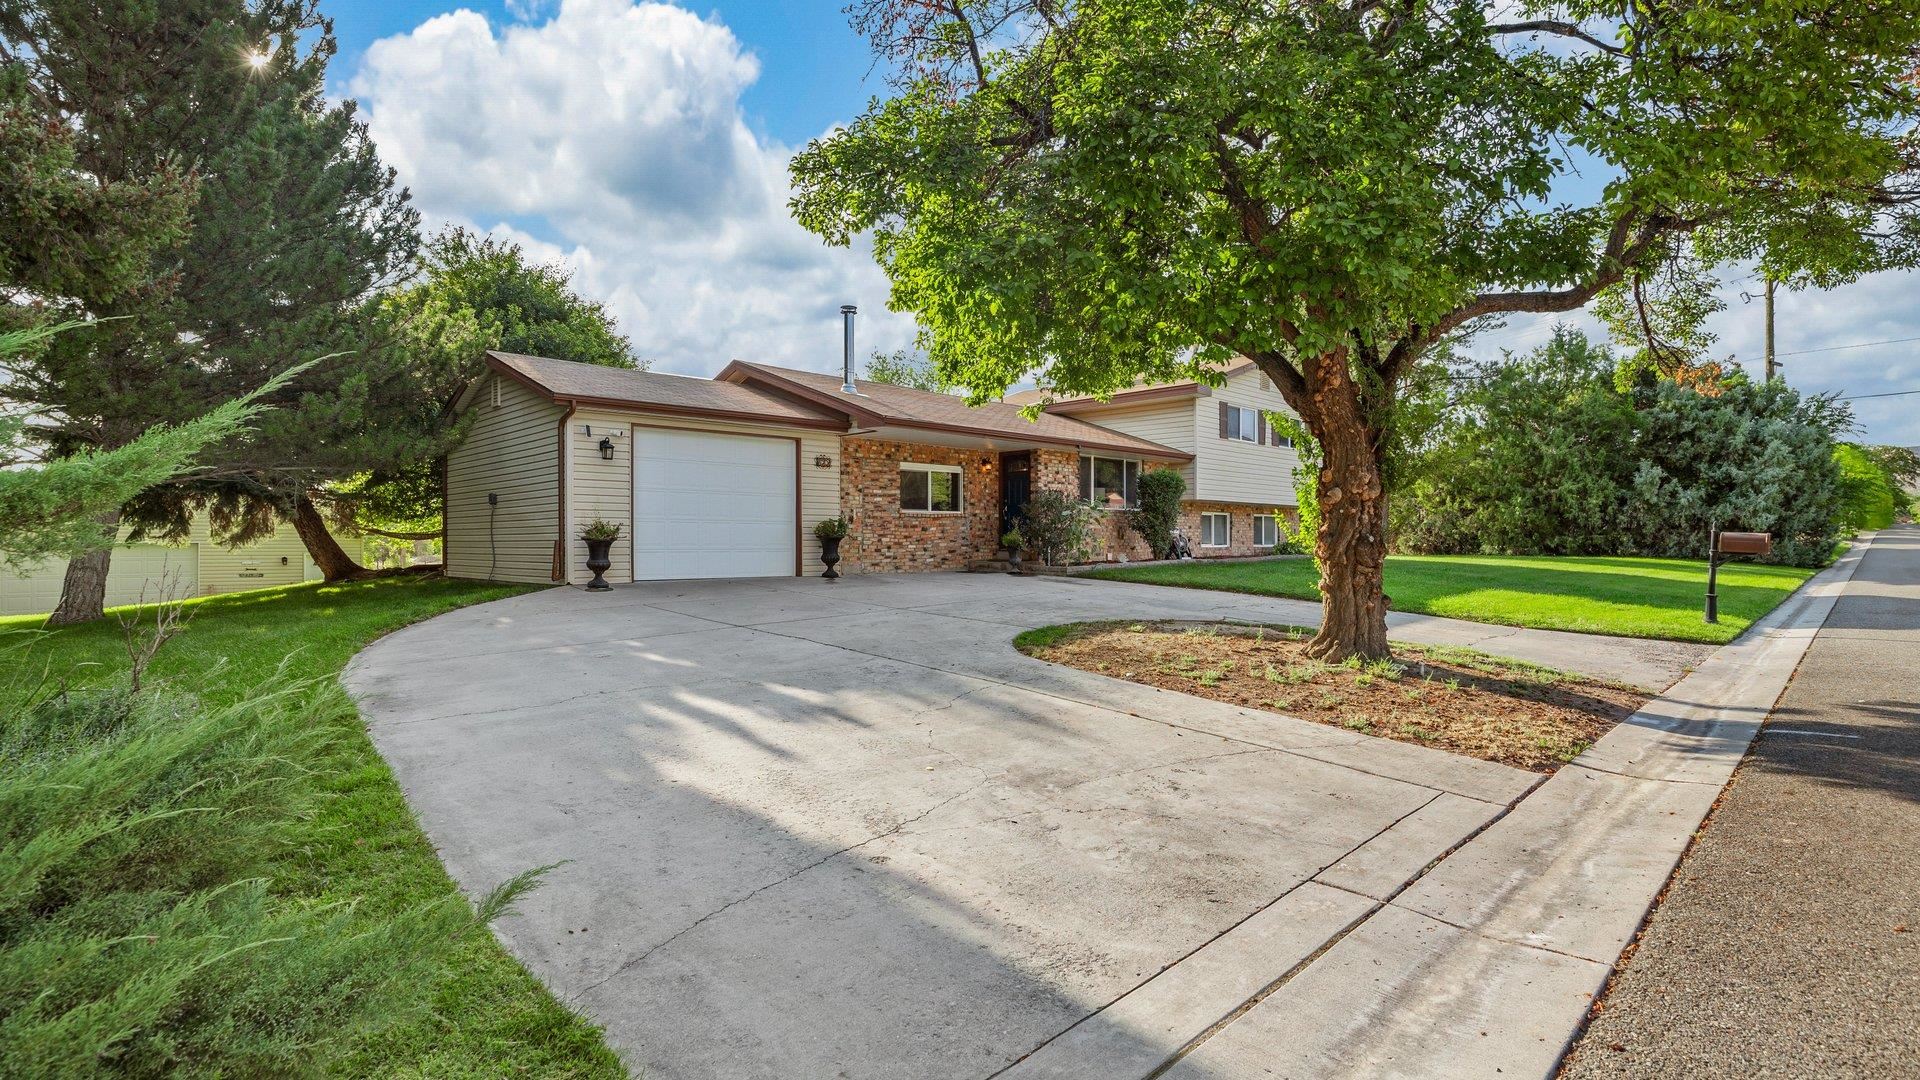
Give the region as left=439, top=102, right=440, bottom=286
left=1764, top=277, right=1778, bottom=382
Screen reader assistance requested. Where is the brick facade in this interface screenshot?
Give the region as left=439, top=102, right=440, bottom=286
left=839, top=438, right=1002, bottom=573
left=838, top=437, right=1294, bottom=573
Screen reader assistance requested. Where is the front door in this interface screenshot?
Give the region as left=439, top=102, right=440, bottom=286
left=999, top=451, right=1032, bottom=537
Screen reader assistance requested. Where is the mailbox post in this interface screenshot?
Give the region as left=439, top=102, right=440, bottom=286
left=1705, top=526, right=1773, bottom=623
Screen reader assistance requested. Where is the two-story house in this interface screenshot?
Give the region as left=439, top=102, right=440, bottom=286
left=439, top=350, right=1300, bottom=586
left=1009, top=358, right=1303, bottom=560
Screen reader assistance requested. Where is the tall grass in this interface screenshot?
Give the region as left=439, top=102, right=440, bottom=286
left=0, top=658, right=547, bottom=1077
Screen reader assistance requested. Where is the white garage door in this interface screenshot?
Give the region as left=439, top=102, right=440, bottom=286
left=631, top=428, right=796, bottom=580
left=0, top=543, right=199, bottom=617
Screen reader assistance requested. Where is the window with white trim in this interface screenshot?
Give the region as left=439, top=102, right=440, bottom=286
left=1200, top=512, right=1231, bottom=548
left=1079, top=455, right=1140, bottom=508
left=899, top=462, right=963, bottom=513
left=1252, top=514, right=1279, bottom=548
left=1225, top=404, right=1260, bottom=442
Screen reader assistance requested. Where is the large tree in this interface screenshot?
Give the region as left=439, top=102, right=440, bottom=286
left=792, top=0, right=1920, bottom=659
left=1, top=0, right=417, bottom=617
left=313, top=228, right=641, bottom=547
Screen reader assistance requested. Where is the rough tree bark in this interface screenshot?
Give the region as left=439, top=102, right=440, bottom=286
left=45, top=509, right=120, bottom=626
left=1278, top=349, right=1394, bottom=662
left=291, top=492, right=368, bottom=582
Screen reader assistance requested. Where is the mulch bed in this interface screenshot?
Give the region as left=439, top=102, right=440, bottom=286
left=1021, top=621, right=1649, bottom=772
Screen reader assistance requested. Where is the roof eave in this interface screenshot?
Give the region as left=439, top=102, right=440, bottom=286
left=483, top=354, right=849, bottom=431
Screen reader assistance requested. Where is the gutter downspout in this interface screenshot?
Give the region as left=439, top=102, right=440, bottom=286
left=554, top=399, right=578, bottom=582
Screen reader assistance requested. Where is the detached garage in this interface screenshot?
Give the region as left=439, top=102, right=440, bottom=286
left=0, top=510, right=323, bottom=617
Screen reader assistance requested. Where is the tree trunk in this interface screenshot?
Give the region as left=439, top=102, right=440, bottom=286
left=1307, top=429, right=1391, bottom=661
left=292, top=493, right=368, bottom=582
left=46, top=510, right=120, bottom=626
left=1276, top=348, right=1393, bottom=663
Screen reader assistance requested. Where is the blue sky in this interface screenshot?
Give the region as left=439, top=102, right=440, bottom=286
left=327, top=0, right=1920, bottom=446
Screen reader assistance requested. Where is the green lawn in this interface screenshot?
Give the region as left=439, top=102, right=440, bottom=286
left=1, top=577, right=626, bottom=1078
left=1082, top=553, right=1821, bottom=644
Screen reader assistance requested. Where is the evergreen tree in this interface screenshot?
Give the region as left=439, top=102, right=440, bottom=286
left=0, top=0, right=418, bottom=616
left=320, top=228, right=640, bottom=544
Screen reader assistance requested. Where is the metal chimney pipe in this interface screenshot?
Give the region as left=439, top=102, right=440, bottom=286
left=839, top=304, right=858, bottom=394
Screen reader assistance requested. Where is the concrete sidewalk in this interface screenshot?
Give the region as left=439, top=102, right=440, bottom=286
left=1560, top=526, right=1919, bottom=1078
left=1048, top=535, right=1871, bottom=1080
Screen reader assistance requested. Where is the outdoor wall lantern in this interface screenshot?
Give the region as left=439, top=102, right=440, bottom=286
left=598, top=436, right=616, bottom=461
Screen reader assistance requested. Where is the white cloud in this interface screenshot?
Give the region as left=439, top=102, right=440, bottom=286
left=349, top=0, right=915, bottom=376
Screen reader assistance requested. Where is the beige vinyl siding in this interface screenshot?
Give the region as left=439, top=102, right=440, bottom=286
left=0, top=511, right=343, bottom=616
left=559, top=408, right=844, bottom=585
left=446, top=373, right=565, bottom=583
left=567, top=407, right=635, bottom=585
left=186, top=514, right=313, bottom=594
left=1061, top=399, right=1197, bottom=493
left=1192, top=366, right=1301, bottom=507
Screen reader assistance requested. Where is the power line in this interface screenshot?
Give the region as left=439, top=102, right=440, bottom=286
left=1777, top=335, right=1920, bottom=358
left=1839, top=388, right=1920, bottom=400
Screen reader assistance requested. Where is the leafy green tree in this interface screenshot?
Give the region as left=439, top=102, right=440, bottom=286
left=863, top=348, right=950, bottom=392
left=326, top=228, right=641, bottom=544
left=2, top=0, right=418, bottom=618
left=792, top=0, right=1920, bottom=659
left=1834, top=444, right=1899, bottom=532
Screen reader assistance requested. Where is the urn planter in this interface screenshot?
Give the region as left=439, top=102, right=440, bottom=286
left=584, top=537, right=615, bottom=591
left=819, top=535, right=843, bottom=579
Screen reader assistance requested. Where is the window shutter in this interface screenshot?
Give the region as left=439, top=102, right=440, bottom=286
left=1257, top=413, right=1268, bottom=445
left=1219, top=401, right=1230, bottom=439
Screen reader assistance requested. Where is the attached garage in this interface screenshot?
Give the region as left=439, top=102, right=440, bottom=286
left=441, top=350, right=1192, bottom=588
left=631, top=427, right=797, bottom=580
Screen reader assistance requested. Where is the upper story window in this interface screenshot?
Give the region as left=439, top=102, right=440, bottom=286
left=900, top=462, right=962, bottom=513
left=1079, top=455, right=1140, bottom=509
left=1225, top=404, right=1260, bottom=442
left=1223, top=401, right=1295, bottom=448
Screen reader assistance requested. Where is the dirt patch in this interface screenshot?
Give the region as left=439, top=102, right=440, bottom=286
left=1020, top=621, right=1649, bottom=772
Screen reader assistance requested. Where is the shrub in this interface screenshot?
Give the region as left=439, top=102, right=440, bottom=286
left=1392, top=329, right=1848, bottom=567
left=0, top=672, right=544, bottom=1076
left=813, top=516, right=850, bottom=540
left=1020, top=490, right=1099, bottom=565
left=1127, top=469, right=1186, bottom=558
left=578, top=518, right=621, bottom=542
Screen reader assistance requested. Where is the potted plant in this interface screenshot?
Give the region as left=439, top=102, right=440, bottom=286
left=579, top=518, right=621, bottom=591
left=1000, top=527, right=1027, bottom=572
left=814, top=516, right=850, bottom=579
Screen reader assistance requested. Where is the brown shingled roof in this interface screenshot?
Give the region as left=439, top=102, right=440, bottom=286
left=486, top=351, right=847, bottom=429
left=721, top=362, right=1191, bottom=460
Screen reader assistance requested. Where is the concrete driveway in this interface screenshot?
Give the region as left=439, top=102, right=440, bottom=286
left=345, top=572, right=1706, bottom=1079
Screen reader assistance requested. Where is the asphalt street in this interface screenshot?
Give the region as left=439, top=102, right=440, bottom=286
left=1561, top=526, right=1920, bottom=1079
